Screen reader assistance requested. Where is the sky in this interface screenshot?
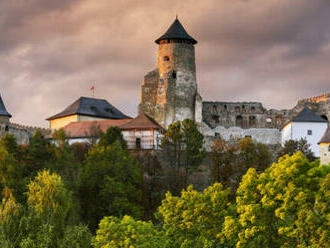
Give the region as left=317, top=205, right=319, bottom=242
left=0, top=0, right=329, bottom=127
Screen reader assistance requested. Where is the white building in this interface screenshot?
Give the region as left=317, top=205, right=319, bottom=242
left=318, top=127, right=330, bottom=165
left=121, top=114, right=165, bottom=150
left=281, top=107, right=328, bottom=157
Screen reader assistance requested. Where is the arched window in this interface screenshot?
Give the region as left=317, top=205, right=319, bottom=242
left=249, top=116, right=256, bottom=126
left=236, top=115, right=243, bottom=128
left=235, top=106, right=240, bottom=113
left=251, top=106, right=256, bottom=112
left=224, top=105, right=227, bottom=111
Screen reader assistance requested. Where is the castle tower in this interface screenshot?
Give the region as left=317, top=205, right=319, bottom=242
left=139, top=18, right=198, bottom=128
left=0, top=93, right=11, bottom=123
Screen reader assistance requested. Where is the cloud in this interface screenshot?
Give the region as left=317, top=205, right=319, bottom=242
left=0, top=0, right=329, bottom=127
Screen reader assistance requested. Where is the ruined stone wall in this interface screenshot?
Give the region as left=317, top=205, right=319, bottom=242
left=202, top=93, right=330, bottom=131
left=202, top=101, right=293, bottom=129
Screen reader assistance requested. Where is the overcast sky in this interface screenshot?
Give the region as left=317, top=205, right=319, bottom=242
left=0, top=0, right=329, bottom=127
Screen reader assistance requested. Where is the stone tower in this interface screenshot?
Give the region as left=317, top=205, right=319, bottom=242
left=139, top=18, right=199, bottom=128
left=0, top=93, right=11, bottom=123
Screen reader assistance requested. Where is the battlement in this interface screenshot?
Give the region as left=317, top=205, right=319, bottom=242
left=10, top=122, right=51, bottom=135
left=298, top=93, right=329, bottom=104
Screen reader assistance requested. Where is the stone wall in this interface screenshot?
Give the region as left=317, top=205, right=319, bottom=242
left=139, top=41, right=197, bottom=128
left=202, top=93, right=330, bottom=130
left=0, top=122, right=50, bottom=144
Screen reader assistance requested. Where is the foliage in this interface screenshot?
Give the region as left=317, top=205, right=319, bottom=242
left=277, top=138, right=315, bottom=161
left=160, top=119, right=206, bottom=193
left=59, top=224, right=92, bottom=248
left=158, top=183, right=235, bottom=248
left=23, top=131, right=54, bottom=178
left=227, top=152, right=330, bottom=248
left=211, top=137, right=272, bottom=189
left=93, top=215, right=167, bottom=248
left=99, top=126, right=127, bottom=149
left=78, top=141, right=142, bottom=231
left=0, top=146, right=25, bottom=203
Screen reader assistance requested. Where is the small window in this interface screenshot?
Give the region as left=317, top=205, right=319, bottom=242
left=172, top=71, right=176, bottom=79
left=215, top=132, right=220, bottom=137
left=105, top=108, right=113, bottom=113
left=163, top=56, right=170, bottom=61
left=307, top=130, right=312, bottom=135
left=251, top=106, right=256, bottom=112
left=224, top=105, right=227, bottom=111
left=245, top=135, right=252, bottom=138
left=5, top=125, right=9, bottom=132
left=135, top=138, right=141, bottom=149
left=328, top=145, right=330, bottom=152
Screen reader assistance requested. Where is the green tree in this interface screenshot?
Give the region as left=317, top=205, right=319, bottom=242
left=0, top=187, right=22, bottom=248
left=0, top=146, right=25, bottom=203
left=59, top=224, right=92, bottom=248
left=277, top=138, right=315, bottom=161
left=0, top=134, right=21, bottom=161
left=23, top=130, right=54, bottom=179
left=20, top=170, right=73, bottom=248
left=211, top=137, right=272, bottom=190
left=78, top=141, right=142, bottom=231
left=226, top=152, right=330, bottom=247
left=99, top=126, right=127, bottom=149
left=92, top=215, right=167, bottom=248
left=158, top=183, right=235, bottom=248
left=160, top=119, right=206, bottom=193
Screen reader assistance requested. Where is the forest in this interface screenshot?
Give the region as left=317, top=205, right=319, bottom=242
left=0, top=120, right=328, bottom=248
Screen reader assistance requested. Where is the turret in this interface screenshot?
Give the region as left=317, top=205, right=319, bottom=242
left=0, top=93, right=11, bottom=123
left=139, top=18, right=198, bottom=128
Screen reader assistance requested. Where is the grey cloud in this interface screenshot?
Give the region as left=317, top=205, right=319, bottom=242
left=0, top=0, right=329, bottom=127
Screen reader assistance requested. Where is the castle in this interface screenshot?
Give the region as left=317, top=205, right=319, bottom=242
left=139, top=18, right=330, bottom=148
left=0, top=18, right=329, bottom=150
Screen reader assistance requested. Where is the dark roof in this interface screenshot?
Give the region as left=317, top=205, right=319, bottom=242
left=120, top=114, right=164, bottom=130
left=47, top=97, right=131, bottom=120
left=292, top=107, right=327, bottom=123
left=155, top=18, right=197, bottom=44
left=0, top=94, right=12, bottom=117
left=319, top=126, right=330, bottom=144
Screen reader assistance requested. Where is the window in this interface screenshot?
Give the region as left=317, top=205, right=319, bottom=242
left=163, top=56, right=170, bottom=61
left=135, top=138, right=141, bottom=149
left=328, top=145, right=330, bottom=152
left=4, top=125, right=9, bottom=132
left=251, top=106, right=256, bottom=112
left=307, top=130, right=312, bottom=135
left=236, top=115, right=243, bottom=128
left=172, top=71, right=176, bottom=79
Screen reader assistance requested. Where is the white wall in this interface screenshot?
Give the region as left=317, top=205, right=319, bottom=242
left=122, top=130, right=162, bottom=150
left=291, top=122, right=328, bottom=157
left=281, top=123, right=292, bottom=145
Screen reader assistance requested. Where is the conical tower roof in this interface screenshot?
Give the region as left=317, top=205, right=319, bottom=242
left=155, top=18, right=197, bottom=45
left=0, top=94, right=12, bottom=118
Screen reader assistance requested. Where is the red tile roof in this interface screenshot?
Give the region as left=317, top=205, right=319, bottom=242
left=120, top=114, right=164, bottom=130
left=61, top=119, right=132, bottom=138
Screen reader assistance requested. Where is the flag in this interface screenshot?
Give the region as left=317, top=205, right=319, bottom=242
left=90, top=86, right=95, bottom=91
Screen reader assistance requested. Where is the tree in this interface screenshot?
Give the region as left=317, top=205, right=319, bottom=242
left=0, top=134, right=21, bottom=161
left=211, top=137, right=272, bottom=190
left=92, top=215, right=167, bottom=248
left=0, top=187, right=22, bottom=248
left=160, top=119, right=206, bottom=194
left=22, top=130, right=54, bottom=179
left=78, top=141, right=142, bottom=231
left=0, top=146, right=25, bottom=203
left=98, top=126, right=127, bottom=149
left=277, top=138, right=315, bottom=161
left=59, top=224, right=92, bottom=248
left=225, top=152, right=330, bottom=247
left=21, top=170, right=73, bottom=248
left=158, top=183, right=235, bottom=248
